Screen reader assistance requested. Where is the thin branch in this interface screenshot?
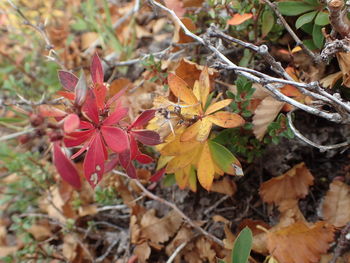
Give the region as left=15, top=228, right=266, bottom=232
left=330, top=222, right=350, bottom=263
left=148, top=0, right=343, bottom=123
left=166, top=242, right=188, bottom=263
left=327, top=0, right=350, bottom=38
left=0, top=128, right=34, bottom=142
left=287, top=112, right=349, bottom=151
left=113, top=170, right=224, bottom=247
left=262, top=0, right=319, bottom=62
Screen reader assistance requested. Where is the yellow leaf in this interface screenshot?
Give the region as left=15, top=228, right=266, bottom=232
left=168, top=73, right=198, bottom=105
left=208, top=111, right=245, bottom=128
left=199, top=67, right=210, bottom=108
left=205, top=99, right=233, bottom=115
left=181, top=120, right=201, bottom=142
left=161, top=132, right=200, bottom=155
left=175, top=165, right=191, bottom=189
left=166, top=145, right=200, bottom=173
left=193, top=80, right=201, bottom=102
left=197, top=141, right=215, bottom=190
left=196, top=117, right=213, bottom=142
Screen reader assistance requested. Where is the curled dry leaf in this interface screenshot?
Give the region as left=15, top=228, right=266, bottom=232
left=267, top=221, right=334, bottom=263
left=259, top=162, right=314, bottom=205
left=322, top=180, right=350, bottom=227
left=336, top=52, right=350, bottom=88
left=253, top=96, right=285, bottom=140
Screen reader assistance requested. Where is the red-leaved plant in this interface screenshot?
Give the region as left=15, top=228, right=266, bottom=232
left=39, top=53, right=163, bottom=188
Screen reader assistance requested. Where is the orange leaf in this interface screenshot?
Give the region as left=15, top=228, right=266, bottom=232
left=207, top=111, right=245, bottom=128
left=259, top=162, right=314, bottom=205
left=161, top=131, right=200, bottom=155
left=168, top=73, right=198, bottom=105
left=227, top=13, right=253, bottom=26
left=166, top=144, right=201, bottom=173
left=197, top=141, right=215, bottom=190
left=322, top=180, right=350, bottom=227
left=175, top=165, right=191, bottom=189
left=205, top=99, right=232, bottom=115
left=267, top=221, right=334, bottom=263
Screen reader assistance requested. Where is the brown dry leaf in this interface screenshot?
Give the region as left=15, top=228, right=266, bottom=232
left=81, top=32, right=99, bottom=50
left=182, top=0, right=205, bottom=7
left=27, top=222, right=52, bottom=241
left=165, top=226, right=193, bottom=258
left=0, top=246, right=19, bottom=257
left=253, top=96, right=285, bottom=140
left=78, top=205, right=97, bottom=217
left=140, top=209, right=183, bottom=245
left=62, top=234, right=78, bottom=261
left=267, top=221, right=334, bottom=263
left=173, top=17, right=196, bottom=44
left=320, top=71, right=343, bottom=89
left=175, top=58, right=218, bottom=88
left=259, top=162, right=314, bottom=205
left=210, top=177, right=237, bottom=195
left=195, top=236, right=217, bottom=262
left=134, top=242, right=151, bottom=263
left=39, top=186, right=66, bottom=223
left=336, top=52, right=350, bottom=88
left=164, top=0, right=186, bottom=17
left=322, top=180, right=350, bottom=227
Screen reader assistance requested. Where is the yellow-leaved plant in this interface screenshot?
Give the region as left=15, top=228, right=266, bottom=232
left=152, top=67, right=245, bottom=191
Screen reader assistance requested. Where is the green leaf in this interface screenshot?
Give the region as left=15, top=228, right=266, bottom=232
left=208, top=140, right=239, bottom=174
left=312, top=24, right=324, bottom=49
left=261, top=10, right=274, bottom=37
left=0, top=117, right=24, bottom=123
left=315, top=11, right=330, bottom=26
left=231, top=227, right=253, bottom=263
left=295, top=11, right=317, bottom=29
left=277, top=2, right=316, bottom=16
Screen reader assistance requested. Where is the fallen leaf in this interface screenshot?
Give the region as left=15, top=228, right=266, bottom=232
left=267, top=221, right=334, bottom=263
left=253, top=96, right=285, bottom=140
left=210, top=177, right=237, bottom=195
left=164, top=0, right=185, bottom=17
left=322, top=180, right=350, bottom=227
left=259, top=162, right=314, bottom=205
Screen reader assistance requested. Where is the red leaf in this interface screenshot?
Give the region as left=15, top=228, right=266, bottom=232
left=79, top=121, right=94, bottom=129
left=103, top=106, right=128, bottom=126
left=136, top=153, right=153, bottom=164
left=93, top=83, right=107, bottom=110
left=91, top=53, right=104, bottom=84
left=106, top=87, right=126, bottom=107
left=71, top=136, right=93, bottom=159
left=82, top=91, right=99, bottom=124
left=38, top=105, right=66, bottom=117
left=119, top=149, right=131, bottom=169
left=131, top=130, right=161, bottom=145
left=53, top=142, right=81, bottom=189
left=129, top=109, right=156, bottom=129
left=150, top=168, right=166, bottom=182
left=58, top=70, right=78, bottom=91
left=74, top=72, right=88, bottom=106
left=104, top=155, right=119, bottom=174
left=64, top=129, right=94, bottom=147
left=125, top=162, right=137, bottom=178
left=83, top=132, right=105, bottom=188
left=101, top=126, right=129, bottom=153
left=129, top=134, right=139, bottom=160
left=64, top=114, right=80, bottom=133
left=57, top=91, right=75, bottom=100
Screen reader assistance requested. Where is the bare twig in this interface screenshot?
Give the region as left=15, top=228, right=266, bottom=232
left=330, top=222, right=350, bottom=263
left=113, top=170, right=224, bottom=246
left=0, top=128, right=34, bottom=142
left=95, top=238, right=120, bottom=262
left=262, top=0, right=319, bottom=62
left=327, top=0, right=350, bottom=38
left=287, top=112, right=349, bottom=151
left=6, top=0, right=64, bottom=68
left=148, top=0, right=344, bottom=123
